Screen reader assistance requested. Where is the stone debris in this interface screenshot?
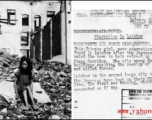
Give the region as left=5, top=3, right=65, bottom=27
left=0, top=52, right=71, bottom=119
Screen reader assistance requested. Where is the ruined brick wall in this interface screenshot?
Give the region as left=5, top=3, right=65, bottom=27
left=30, top=2, right=71, bottom=63
left=34, top=13, right=61, bottom=61
left=34, top=31, right=40, bottom=60
left=52, top=11, right=61, bottom=57
left=30, top=38, right=33, bottom=58
left=30, top=38, right=34, bottom=59
left=42, top=21, right=51, bottom=60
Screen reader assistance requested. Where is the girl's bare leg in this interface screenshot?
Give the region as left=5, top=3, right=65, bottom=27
left=23, top=89, right=29, bottom=109
left=26, top=86, right=38, bottom=110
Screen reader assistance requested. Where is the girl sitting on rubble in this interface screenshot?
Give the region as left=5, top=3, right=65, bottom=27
left=14, top=56, right=39, bottom=111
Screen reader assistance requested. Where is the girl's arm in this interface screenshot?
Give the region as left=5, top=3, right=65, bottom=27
left=30, top=81, right=33, bottom=94
left=13, top=69, right=19, bottom=97
left=14, top=76, right=19, bottom=96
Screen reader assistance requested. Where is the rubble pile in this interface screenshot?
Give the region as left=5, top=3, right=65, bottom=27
left=0, top=51, right=71, bottom=120
left=0, top=52, right=19, bottom=82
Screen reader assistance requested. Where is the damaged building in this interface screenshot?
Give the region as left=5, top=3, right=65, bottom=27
left=0, top=1, right=72, bottom=119
left=0, top=0, right=71, bottom=65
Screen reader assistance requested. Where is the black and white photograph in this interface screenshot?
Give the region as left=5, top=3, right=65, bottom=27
left=0, top=0, right=71, bottom=119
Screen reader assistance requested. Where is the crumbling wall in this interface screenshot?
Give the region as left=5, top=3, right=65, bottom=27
left=52, top=11, right=61, bottom=57
left=42, top=21, right=51, bottom=60
left=34, top=31, right=41, bottom=60
left=31, top=11, right=62, bottom=61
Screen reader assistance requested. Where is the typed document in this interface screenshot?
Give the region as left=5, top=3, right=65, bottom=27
left=73, top=9, right=152, bottom=119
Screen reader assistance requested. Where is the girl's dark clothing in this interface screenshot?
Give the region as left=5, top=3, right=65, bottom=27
left=14, top=69, right=33, bottom=105
left=16, top=72, right=31, bottom=91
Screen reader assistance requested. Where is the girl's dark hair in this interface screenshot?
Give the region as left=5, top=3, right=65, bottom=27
left=19, top=56, right=33, bottom=79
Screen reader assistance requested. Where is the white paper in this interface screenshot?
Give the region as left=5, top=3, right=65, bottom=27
left=72, top=2, right=152, bottom=119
